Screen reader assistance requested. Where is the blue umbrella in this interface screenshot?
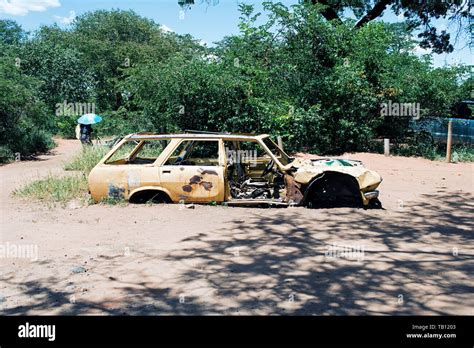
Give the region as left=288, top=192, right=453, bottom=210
left=77, top=113, right=102, bottom=125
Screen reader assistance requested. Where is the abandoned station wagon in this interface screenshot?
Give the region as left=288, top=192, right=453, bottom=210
left=88, top=133, right=382, bottom=208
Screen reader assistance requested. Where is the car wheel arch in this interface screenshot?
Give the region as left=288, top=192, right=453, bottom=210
left=129, top=186, right=172, bottom=204
left=302, top=171, right=362, bottom=207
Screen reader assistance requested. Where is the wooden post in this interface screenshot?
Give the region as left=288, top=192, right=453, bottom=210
left=384, top=138, right=390, bottom=156
left=446, top=119, right=453, bottom=163
left=277, top=136, right=284, bottom=151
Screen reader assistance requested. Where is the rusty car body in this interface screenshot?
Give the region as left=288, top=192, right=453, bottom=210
left=88, top=132, right=382, bottom=208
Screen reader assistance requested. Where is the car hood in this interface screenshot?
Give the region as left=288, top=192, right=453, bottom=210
left=283, top=158, right=382, bottom=190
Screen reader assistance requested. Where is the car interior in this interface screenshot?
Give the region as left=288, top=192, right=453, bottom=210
left=224, top=140, right=285, bottom=201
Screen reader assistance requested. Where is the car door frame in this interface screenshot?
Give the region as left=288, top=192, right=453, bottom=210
left=156, top=138, right=226, bottom=203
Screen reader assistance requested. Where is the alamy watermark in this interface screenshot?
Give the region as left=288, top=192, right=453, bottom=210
left=325, top=243, right=365, bottom=261
left=18, top=322, right=55, bottom=341
left=0, top=242, right=38, bottom=261
left=225, top=147, right=257, bottom=167
left=380, top=100, right=420, bottom=120
left=55, top=100, right=96, bottom=117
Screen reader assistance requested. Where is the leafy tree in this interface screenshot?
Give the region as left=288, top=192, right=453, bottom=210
left=69, top=9, right=204, bottom=111
left=172, top=2, right=469, bottom=153
left=0, top=19, right=26, bottom=45
left=17, top=30, right=96, bottom=137
left=181, top=0, right=472, bottom=54
left=0, top=56, right=54, bottom=161
left=19, top=39, right=96, bottom=110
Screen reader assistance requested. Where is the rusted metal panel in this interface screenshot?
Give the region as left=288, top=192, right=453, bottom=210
left=284, top=174, right=303, bottom=204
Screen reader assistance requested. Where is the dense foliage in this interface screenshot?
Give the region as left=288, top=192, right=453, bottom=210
left=0, top=4, right=470, bottom=161
left=182, top=0, right=472, bottom=54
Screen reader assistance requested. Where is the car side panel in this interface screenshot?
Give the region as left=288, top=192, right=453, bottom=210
left=158, top=165, right=225, bottom=203
left=88, top=164, right=160, bottom=201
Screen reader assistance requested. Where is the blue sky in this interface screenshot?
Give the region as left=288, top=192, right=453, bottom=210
left=0, top=0, right=471, bottom=67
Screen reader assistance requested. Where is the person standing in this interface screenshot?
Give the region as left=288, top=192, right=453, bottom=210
left=77, top=113, right=102, bottom=146
left=79, top=123, right=93, bottom=145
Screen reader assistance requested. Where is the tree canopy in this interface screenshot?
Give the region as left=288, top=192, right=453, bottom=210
left=180, top=0, right=472, bottom=53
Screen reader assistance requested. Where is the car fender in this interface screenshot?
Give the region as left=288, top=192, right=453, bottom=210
left=129, top=186, right=173, bottom=202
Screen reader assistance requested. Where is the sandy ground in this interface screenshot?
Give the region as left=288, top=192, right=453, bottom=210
left=0, top=139, right=473, bottom=315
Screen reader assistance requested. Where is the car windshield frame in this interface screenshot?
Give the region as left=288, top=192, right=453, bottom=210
left=260, top=136, right=291, bottom=166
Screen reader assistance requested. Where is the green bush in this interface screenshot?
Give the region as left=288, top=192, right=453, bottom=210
left=0, top=145, right=14, bottom=162
left=452, top=145, right=474, bottom=162
left=0, top=56, right=55, bottom=162
left=392, top=143, right=473, bottom=162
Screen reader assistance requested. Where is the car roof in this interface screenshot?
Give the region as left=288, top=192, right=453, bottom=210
left=126, top=133, right=269, bottom=141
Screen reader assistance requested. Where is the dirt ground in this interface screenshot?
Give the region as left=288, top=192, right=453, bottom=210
left=0, top=139, right=473, bottom=315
